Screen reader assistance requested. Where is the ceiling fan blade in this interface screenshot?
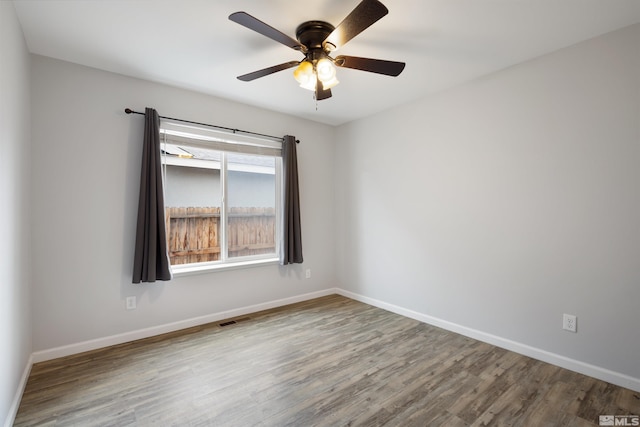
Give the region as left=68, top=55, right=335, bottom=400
left=229, top=12, right=305, bottom=52
left=315, top=78, right=332, bottom=100
left=237, top=61, right=300, bottom=82
left=335, top=55, right=405, bottom=76
left=323, top=0, right=388, bottom=51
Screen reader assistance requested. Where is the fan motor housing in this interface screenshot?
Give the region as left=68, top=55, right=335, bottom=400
left=296, top=21, right=335, bottom=50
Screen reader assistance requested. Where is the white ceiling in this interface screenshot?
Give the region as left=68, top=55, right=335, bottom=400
left=13, top=0, right=640, bottom=126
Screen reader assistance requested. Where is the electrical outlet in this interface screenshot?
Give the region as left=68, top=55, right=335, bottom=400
left=126, top=296, right=137, bottom=310
left=305, top=269, right=311, bottom=279
left=563, top=314, right=577, bottom=332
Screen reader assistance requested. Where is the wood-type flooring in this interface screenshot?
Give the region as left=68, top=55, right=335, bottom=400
left=14, top=295, right=640, bottom=426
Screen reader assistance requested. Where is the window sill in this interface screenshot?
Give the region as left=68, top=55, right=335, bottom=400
left=171, top=257, right=280, bottom=278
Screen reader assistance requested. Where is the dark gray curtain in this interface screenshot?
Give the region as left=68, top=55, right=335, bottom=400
left=132, top=108, right=172, bottom=283
left=281, top=135, right=303, bottom=264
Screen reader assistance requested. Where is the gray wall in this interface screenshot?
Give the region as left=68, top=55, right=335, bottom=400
left=164, top=166, right=276, bottom=208
left=30, top=55, right=336, bottom=352
left=165, top=166, right=221, bottom=207
left=0, top=2, right=32, bottom=425
left=228, top=170, right=276, bottom=209
left=335, top=24, right=640, bottom=383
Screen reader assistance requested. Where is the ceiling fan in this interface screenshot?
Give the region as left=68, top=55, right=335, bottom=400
left=229, top=0, right=405, bottom=101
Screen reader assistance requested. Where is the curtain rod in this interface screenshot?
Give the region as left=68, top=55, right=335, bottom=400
left=124, top=108, right=299, bottom=143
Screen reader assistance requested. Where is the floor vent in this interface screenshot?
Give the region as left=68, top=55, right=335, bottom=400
left=219, top=317, right=250, bottom=327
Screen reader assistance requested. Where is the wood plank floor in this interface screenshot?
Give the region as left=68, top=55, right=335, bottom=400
left=14, top=295, right=640, bottom=426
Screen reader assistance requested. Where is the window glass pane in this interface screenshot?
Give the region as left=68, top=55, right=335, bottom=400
left=163, top=145, right=222, bottom=266
left=226, top=153, right=277, bottom=259
left=160, top=131, right=282, bottom=271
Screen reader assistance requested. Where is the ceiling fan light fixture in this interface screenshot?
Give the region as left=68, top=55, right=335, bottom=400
left=321, top=75, right=339, bottom=90
left=299, top=78, right=317, bottom=91
left=293, top=61, right=315, bottom=85
left=316, top=58, right=336, bottom=82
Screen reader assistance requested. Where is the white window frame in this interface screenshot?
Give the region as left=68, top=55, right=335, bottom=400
left=160, top=120, right=283, bottom=275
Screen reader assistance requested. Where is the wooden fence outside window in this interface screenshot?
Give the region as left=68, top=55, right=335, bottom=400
left=165, top=207, right=276, bottom=265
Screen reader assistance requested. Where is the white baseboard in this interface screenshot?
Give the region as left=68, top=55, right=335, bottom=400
left=32, top=288, right=338, bottom=363
left=28, top=286, right=640, bottom=394
left=4, top=353, right=33, bottom=427
left=336, top=288, right=640, bottom=393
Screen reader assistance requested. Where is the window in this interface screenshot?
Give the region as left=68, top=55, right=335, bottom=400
left=160, top=121, right=282, bottom=273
